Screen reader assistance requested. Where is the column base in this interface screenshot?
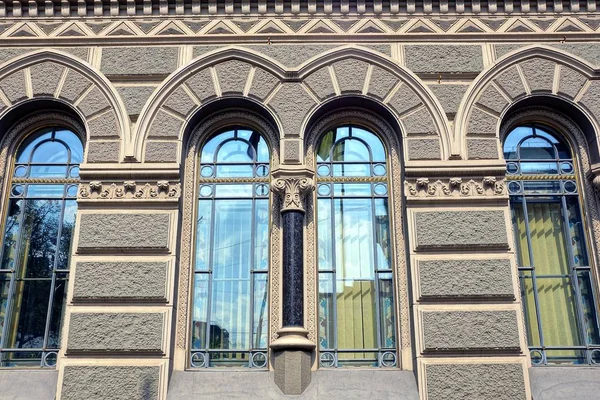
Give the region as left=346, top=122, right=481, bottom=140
left=270, top=327, right=315, bottom=395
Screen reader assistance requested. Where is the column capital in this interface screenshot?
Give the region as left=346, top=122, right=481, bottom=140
left=271, top=168, right=315, bottom=213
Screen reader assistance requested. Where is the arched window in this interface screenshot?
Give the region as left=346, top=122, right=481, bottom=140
left=190, top=128, right=270, bottom=368
left=0, top=127, right=82, bottom=367
left=505, top=124, right=600, bottom=365
left=315, top=125, right=396, bottom=368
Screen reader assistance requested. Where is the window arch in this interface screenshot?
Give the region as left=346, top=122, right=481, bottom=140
left=190, top=128, right=271, bottom=369
left=315, top=125, right=397, bottom=368
left=504, top=122, right=600, bottom=365
left=0, top=125, right=82, bottom=367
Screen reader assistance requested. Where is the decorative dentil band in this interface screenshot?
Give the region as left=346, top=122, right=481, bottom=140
left=79, top=180, right=181, bottom=200
left=272, top=177, right=315, bottom=213
left=404, top=177, right=506, bottom=198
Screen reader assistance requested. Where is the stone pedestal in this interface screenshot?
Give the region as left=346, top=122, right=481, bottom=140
left=273, top=350, right=313, bottom=396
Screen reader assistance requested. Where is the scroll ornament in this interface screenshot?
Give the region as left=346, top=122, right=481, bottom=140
left=272, top=177, right=315, bottom=212
left=405, top=177, right=506, bottom=198
left=79, top=180, right=181, bottom=200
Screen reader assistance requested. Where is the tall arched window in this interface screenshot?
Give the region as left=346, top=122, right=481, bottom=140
left=190, top=128, right=270, bottom=368
left=0, top=127, right=82, bottom=367
left=505, top=124, right=600, bottom=365
left=315, top=125, right=396, bottom=368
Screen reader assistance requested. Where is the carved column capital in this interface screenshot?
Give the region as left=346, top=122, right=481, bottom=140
left=271, top=168, right=315, bottom=213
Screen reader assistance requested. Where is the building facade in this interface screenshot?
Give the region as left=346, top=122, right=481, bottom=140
left=0, top=1, right=599, bottom=399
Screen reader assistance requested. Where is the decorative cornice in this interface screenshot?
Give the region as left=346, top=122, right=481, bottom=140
left=404, top=176, right=506, bottom=198
left=78, top=180, right=180, bottom=200
left=271, top=168, right=315, bottom=213
left=0, top=1, right=597, bottom=19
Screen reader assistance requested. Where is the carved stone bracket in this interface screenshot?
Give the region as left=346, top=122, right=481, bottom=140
left=78, top=181, right=181, bottom=200
left=271, top=168, right=315, bottom=213
left=405, top=176, right=506, bottom=198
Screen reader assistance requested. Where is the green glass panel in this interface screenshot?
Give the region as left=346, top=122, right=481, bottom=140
left=526, top=201, right=569, bottom=275
left=536, top=276, right=581, bottom=347
left=335, top=278, right=376, bottom=351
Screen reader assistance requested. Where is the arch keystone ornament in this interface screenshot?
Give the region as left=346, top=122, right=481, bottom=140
left=270, top=167, right=315, bottom=396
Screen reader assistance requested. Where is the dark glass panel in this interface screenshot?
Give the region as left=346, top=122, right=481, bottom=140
left=209, top=352, right=249, bottom=367
left=0, top=273, right=9, bottom=343
left=56, top=200, right=76, bottom=270
left=1, top=351, right=43, bottom=367
left=4, top=279, right=51, bottom=349
left=577, top=271, right=600, bottom=345
left=1, top=199, right=22, bottom=270
left=519, top=136, right=556, bottom=160
left=522, top=181, right=561, bottom=195
left=519, top=161, right=559, bottom=175
left=566, top=197, right=588, bottom=268
left=47, top=273, right=68, bottom=348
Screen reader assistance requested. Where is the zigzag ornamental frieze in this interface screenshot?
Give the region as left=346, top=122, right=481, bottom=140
left=404, top=177, right=506, bottom=198
left=272, top=177, right=315, bottom=213
left=78, top=180, right=181, bottom=200
left=2, top=16, right=600, bottom=39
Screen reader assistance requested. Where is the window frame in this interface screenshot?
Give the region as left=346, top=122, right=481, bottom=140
left=0, top=112, right=85, bottom=369
left=501, top=108, right=600, bottom=366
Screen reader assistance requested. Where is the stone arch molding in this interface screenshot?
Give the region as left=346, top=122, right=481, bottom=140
left=0, top=49, right=130, bottom=163
left=455, top=45, right=600, bottom=160
left=134, top=46, right=451, bottom=163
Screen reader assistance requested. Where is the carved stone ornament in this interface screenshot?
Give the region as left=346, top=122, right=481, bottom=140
left=404, top=176, right=506, bottom=198
left=78, top=181, right=181, bottom=200
left=272, top=176, right=315, bottom=213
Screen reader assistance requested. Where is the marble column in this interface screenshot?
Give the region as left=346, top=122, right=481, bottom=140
left=270, top=169, right=315, bottom=395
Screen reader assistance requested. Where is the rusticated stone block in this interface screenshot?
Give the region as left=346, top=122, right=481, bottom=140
left=163, top=87, right=196, bottom=117
left=476, top=85, right=508, bottom=114
left=304, top=67, right=335, bottom=100
left=422, top=310, right=520, bottom=351
left=186, top=68, right=217, bottom=103
left=101, top=47, right=178, bottom=76
left=268, top=83, right=316, bottom=137
left=215, top=59, right=251, bottom=95
left=558, top=66, right=587, bottom=99
left=59, top=69, right=92, bottom=102
left=426, top=363, right=526, bottom=400
left=273, top=350, right=312, bottom=395
left=401, top=108, right=437, bottom=135
left=67, top=313, right=164, bottom=353
left=520, top=58, right=555, bottom=93
left=414, top=210, right=508, bottom=250
left=406, top=139, right=441, bottom=160
left=467, top=108, right=499, bottom=135
left=147, top=109, right=184, bottom=138
left=117, top=86, right=156, bottom=116
left=86, top=141, right=120, bottom=163
left=332, top=58, right=369, bottom=94
left=30, top=62, right=64, bottom=97
left=419, top=259, right=514, bottom=299
left=467, top=138, right=499, bottom=159
left=405, top=45, right=484, bottom=74
left=145, top=141, right=179, bottom=163
left=429, top=84, right=468, bottom=115
left=62, top=366, right=160, bottom=400
left=387, top=84, right=422, bottom=117
left=0, top=70, right=26, bottom=103
left=77, top=213, right=170, bottom=251
left=249, top=68, right=279, bottom=101
left=87, top=111, right=120, bottom=139
left=494, top=66, right=526, bottom=100
left=77, top=86, right=110, bottom=117
left=368, top=66, right=399, bottom=101
left=73, top=261, right=168, bottom=301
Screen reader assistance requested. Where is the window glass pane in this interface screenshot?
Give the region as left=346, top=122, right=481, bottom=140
left=318, top=274, right=335, bottom=349
left=28, top=166, right=68, bottom=179
left=1, top=199, right=22, bottom=270
left=215, top=164, right=254, bottom=178
left=504, top=126, right=532, bottom=159
left=47, top=273, right=68, bottom=348
left=374, top=199, right=391, bottom=271
left=578, top=271, right=600, bottom=345
left=4, top=278, right=51, bottom=349
left=536, top=276, right=581, bottom=347
left=334, top=199, right=374, bottom=280
left=195, top=200, right=212, bottom=271
left=191, top=274, right=209, bottom=349
left=351, top=128, right=385, bottom=162
left=526, top=201, right=569, bottom=275
left=214, top=184, right=253, bottom=198
left=379, top=273, right=396, bottom=348
left=317, top=130, right=335, bottom=162
left=332, top=139, right=369, bottom=162
left=26, top=185, right=65, bottom=198
left=566, top=197, right=588, bottom=267
left=20, top=200, right=62, bottom=278
left=519, top=162, right=559, bottom=175
left=331, top=163, right=370, bottom=177
left=209, top=277, right=250, bottom=350
left=30, top=141, right=69, bottom=163
left=522, top=181, right=561, bottom=194
left=336, top=278, right=377, bottom=351
left=56, top=200, right=76, bottom=270
left=520, top=137, right=556, bottom=159
left=520, top=271, right=540, bottom=347
left=512, top=200, right=531, bottom=267
left=317, top=199, right=333, bottom=271
left=333, top=183, right=372, bottom=197
left=0, top=273, right=9, bottom=343
left=252, top=273, right=268, bottom=349
left=212, top=200, right=252, bottom=279
left=54, top=130, right=83, bottom=163
left=201, top=130, right=234, bottom=163
left=16, top=131, right=52, bottom=163
left=216, top=140, right=254, bottom=163
left=254, top=200, right=269, bottom=271
left=256, top=137, right=269, bottom=163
